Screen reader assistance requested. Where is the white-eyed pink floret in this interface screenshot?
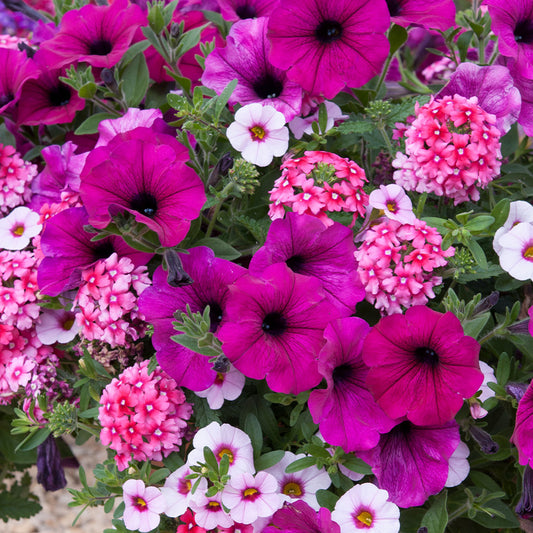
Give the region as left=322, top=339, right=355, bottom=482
left=268, top=151, right=368, bottom=226
left=0, top=144, right=37, bottom=215
left=99, top=360, right=193, bottom=471
left=73, top=253, right=151, bottom=348
left=355, top=218, right=454, bottom=315
left=392, top=95, right=502, bottom=205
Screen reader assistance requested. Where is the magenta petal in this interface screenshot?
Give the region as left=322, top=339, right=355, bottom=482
left=388, top=0, right=456, bottom=31
left=512, top=379, right=533, bottom=466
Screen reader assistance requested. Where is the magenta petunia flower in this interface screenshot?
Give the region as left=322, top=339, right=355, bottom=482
left=358, top=420, right=461, bottom=508
left=15, top=65, right=85, bottom=126
left=37, top=206, right=152, bottom=296
left=507, top=58, right=533, bottom=135
left=484, top=0, right=533, bottom=77
left=267, top=0, right=390, bottom=98
left=79, top=128, right=205, bottom=248
left=138, top=246, right=247, bottom=391
left=511, top=379, right=533, bottom=466
left=385, top=0, right=456, bottom=31
left=263, top=500, right=341, bottom=533
left=249, top=212, right=364, bottom=315
left=37, top=0, right=146, bottom=70
left=438, top=62, right=521, bottom=134
left=217, top=0, right=279, bottom=22
left=308, top=317, right=397, bottom=453
left=218, top=263, right=341, bottom=394
left=362, top=305, right=483, bottom=426
left=202, top=17, right=303, bottom=121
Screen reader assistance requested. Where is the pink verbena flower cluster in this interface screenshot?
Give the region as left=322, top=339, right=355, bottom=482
left=0, top=250, right=66, bottom=404
left=99, top=360, right=193, bottom=471
left=0, top=144, right=37, bottom=215
left=73, top=253, right=151, bottom=348
left=268, top=151, right=368, bottom=227
left=354, top=218, right=454, bottom=315
left=392, top=94, right=502, bottom=204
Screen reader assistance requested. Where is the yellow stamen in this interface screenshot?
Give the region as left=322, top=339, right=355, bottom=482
left=386, top=201, right=397, bottom=213
left=524, top=246, right=533, bottom=259
left=62, top=317, right=75, bottom=330
left=12, top=225, right=24, bottom=236
left=250, top=125, right=266, bottom=140
left=356, top=510, right=373, bottom=527
left=208, top=501, right=220, bottom=509
left=215, top=372, right=225, bottom=384
left=135, top=497, right=147, bottom=508
left=243, top=488, right=258, bottom=498
left=218, top=448, right=234, bottom=463
left=282, top=482, right=302, bottom=497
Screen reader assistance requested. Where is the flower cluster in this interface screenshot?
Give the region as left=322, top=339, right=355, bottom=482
left=392, top=94, right=502, bottom=204
left=268, top=151, right=369, bottom=226
left=0, top=144, right=37, bottom=215
left=74, top=253, right=151, bottom=348
left=354, top=217, right=455, bottom=314
left=99, top=360, right=192, bottom=471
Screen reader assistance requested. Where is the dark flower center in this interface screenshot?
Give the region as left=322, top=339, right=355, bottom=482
left=89, top=39, right=113, bottom=56
left=262, top=311, right=287, bottom=336
left=414, top=346, right=439, bottom=367
left=253, top=73, right=284, bottom=100
left=48, top=84, right=71, bottom=107
left=130, top=192, right=158, bottom=218
left=285, top=254, right=305, bottom=273
left=332, top=363, right=352, bottom=384
left=0, top=93, right=14, bottom=108
left=236, top=3, right=257, bottom=19
left=208, top=302, right=223, bottom=332
left=386, top=0, right=404, bottom=17
left=393, top=420, right=412, bottom=437
left=92, top=240, right=115, bottom=260
left=514, top=19, right=533, bottom=44
left=315, top=20, right=343, bottom=44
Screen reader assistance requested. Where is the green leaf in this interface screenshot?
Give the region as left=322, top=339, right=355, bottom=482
left=318, top=102, right=328, bottom=134
left=78, top=82, right=97, bottom=99
left=456, top=30, right=473, bottom=62
left=469, top=499, right=519, bottom=529
left=244, top=412, right=263, bottom=458
left=464, top=215, right=495, bottom=233
left=15, top=427, right=51, bottom=452
left=254, top=451, right=284, bottom=471
left=469, top=472, right=505, bottom=495
left=496, top=352, right=510, bottom=386
left=121, top=53, right=150, bottom=107
left=463, top=314, right=490, bottom=339
left=315, top=489, right=339, bottom=511
left=423, top=217, right=448, bottom=235
left=149, top=468, right=171, bottom=485
left=341, top=455, right=373, bottom=475
left=193, top=238, right=240, bottom=260
left=284, top=457, right=316, bottom=473
left=490, top=199, right=510, bottom=232
left=336, top=120, right=373, bottom=135
left=466, top=239, right=488, bottom=270
left=74, top=113, right=117, bottom=135
left=388, top=24, right=408, bottom=55
left=0, top=492, right=42, bottom=521
left=177, top=23, right=209, bottom=58
left=119, top=40, right=150, bottom=69
left=421, top=491, right=448, bottom=533
left=104, top=497, right=115, bottom=514
left=213, top=79, right=238, bottom=122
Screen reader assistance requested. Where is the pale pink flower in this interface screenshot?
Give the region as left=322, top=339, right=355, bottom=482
left=497, top=222, right=533, bottom=280
left=162, top=464, right=207, bottom=518
left=221, top=471, right=283, bottom=524
left=226, top=103, right=289, bottom=167
left=122, top=479, right=167, bottom=533
left=195, top=364, right=246, bottom=410
left=445, top=441, right=470, bottom=487
left=190, top=492, right=234, bottom=530
left=0, top=207, right=42, bottom=250
left=493, top=201, right=533, bottom=254
left=35, top=308, right=79, bottom=345
left=368, top=184, right=416, bottom=224
left=289, top=101, right=347, bottom=139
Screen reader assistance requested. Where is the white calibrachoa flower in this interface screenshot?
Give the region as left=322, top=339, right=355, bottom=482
left=0, top=206, right=41, bottom=250
left=161, top=464, right=207, bottom=518
left=122, top=479, right=166, bottom=533
left=195, top=363, right=246, bottom=409
left=36, top=308, right=80, bottom=345
left=263, top=451, right=331, bottom=510
left=368, top=183, right=416, bottom=224
left=190, top=492, right=234, bottom=530
left=496, top=222, right=533, bottom=280
left=331, top=483, right=400, bottom=533
left=446, top=441, right=471, bottom=487
left=221, top=471, right=283, bottom=524
left=226, top=103, right=289, bottom=167
left=493, top=200, right=533, bottom=254
left=186, top=422, right=255, bottom=475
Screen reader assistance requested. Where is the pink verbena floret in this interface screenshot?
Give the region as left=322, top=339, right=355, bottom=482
left=0, top=144, right=38, bottom=215
left=74, top=253, right=151, bottom=348
left=392, top=95, right=502, bottom=204
left=98, top=360, right=193, bottom=471
left=268, top=151, right=368, bottom=227
left=354, top=218, right=454, bottom=315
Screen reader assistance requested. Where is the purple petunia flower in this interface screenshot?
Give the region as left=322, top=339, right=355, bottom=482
left=507, top=58, right=533, bottom=135
left=308, top=317, right=397, bottom=453
left=511, top=378, right=533, bottom=466
left=79, top=128, right=205, bottom=248
left=37, top=206, right=152, bottom=296
left=439, top=62, right=521, bottom=134
left=217, top=0, right=279, bottom=22
left=358, top=420, right=461, bottom=508
left=484, top=0, right=533, bottom=78
left=385, top=0, right=456, bottom=31
left=362, top=305, right=483, bottom=426
left=37, top=0, right=146, bottom=70
left=138, top=246, right=247, bottom=391
left=263, top=500, right=341, bottom=533
left=218, top=263, right=341, bottom=394
left=249, top=212, right=364, bottom=315
left=36, top=435, right=67, bottom=492
left=267, top=0, right=390, bottom=98
left=202, top=17, right=303, bottom=121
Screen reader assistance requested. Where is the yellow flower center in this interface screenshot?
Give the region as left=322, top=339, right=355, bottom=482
left=218, top=448, right=234, bottom=463
left=215, top=372, right=225, bottom=384
left=356, top=510, right=373, bottom=527
left=135, top=497, right=147, bottom=508
left=208, top=501, right=220, bottom=509
left=12, top=225, right=25, bottom=236
left=524, top=246, right=533, bottom=260
left=250, top=125, right=266, bottom=140
left=386, top=201, right=397, bottom=213
left=243, top=488, right=258, bottom=498
left=282, top=482, right=302, bottom=497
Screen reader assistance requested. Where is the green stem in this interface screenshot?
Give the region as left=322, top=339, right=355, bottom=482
left=448, top=502, right=470, bottom=523
left=374, top=50, right=395, bottom=97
